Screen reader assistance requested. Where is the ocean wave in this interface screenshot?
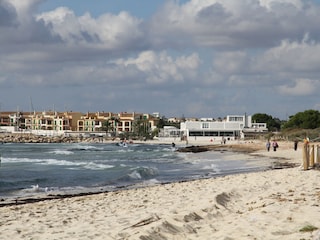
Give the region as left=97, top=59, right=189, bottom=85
left=2, top=157, right=48, bottom=164
left=82, top=162, right=114, bottom=170
left=201, top=163, right=221, bottom=173
left=117, top=148, right=134, bottom=153
left=120, top=167, right=159, bottom=181
left=3, top=157, right=115, bottom=171
left=68, top=144, right=104, bottom=151
left=49, top=149, right=74, bottom=155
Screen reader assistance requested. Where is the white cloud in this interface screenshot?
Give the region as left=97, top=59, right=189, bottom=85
left=2, top=0, right=320, bottom=118
left=213, top=51, right=249, bottom=74
left=37, top=7, right=143, bottom=48
left=114, top=51, right=200, bottom=84
left=9, top=0, right=42, bottom=18
left=260, top=37, right=320, bottom=72
left=278, top=78, right=317, bottom=96
left=149, top=0, right=320, bottom=49
left=259, top=0, right=304, bottom=10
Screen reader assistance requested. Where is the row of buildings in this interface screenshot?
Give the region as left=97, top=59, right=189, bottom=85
left=0, top=111, right=159, bottom=137
left=0, top=110, right=268, bottom=141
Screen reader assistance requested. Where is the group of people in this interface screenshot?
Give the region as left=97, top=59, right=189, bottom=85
left=266, top=137, right=309, bottom=152
left=266, top=140, right=279, bottom=151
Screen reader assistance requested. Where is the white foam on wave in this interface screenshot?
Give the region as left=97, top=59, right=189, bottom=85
left=162, top=146, right=176, bottom=152
left=0, top=156, right=10, bottom=163
left=41, top=158, right=116, bottom=170
left=202, top=163, right=221, bottom=173
left=3, top=157, right=77, bottom=166
left=128, top=170, right=142, bottom=179
left=117, top=148, right=133, bottom=153
left=4, top=157, right=115, bottom=171
left=134, top=178, right=161, bottom=188
left=128, top=166, right=159, bottom=180
left=18, top=184, right=48, bottom=195
left=39, top=158, right=81, bottom=166
left=50, top=149, right=74, bottom=155
left=83, top=162, right=114, bottom=170
left=4, top=157, right=47, bottom=164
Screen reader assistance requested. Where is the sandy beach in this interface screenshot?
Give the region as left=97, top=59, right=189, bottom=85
left=1, top=140, right=320, bottom=240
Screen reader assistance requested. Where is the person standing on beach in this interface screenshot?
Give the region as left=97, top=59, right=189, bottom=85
left=266, top=140, right=270, bottom=151
left=272, top=140, right=278, bottom=151
left=294, top=140, right=298, bottom=151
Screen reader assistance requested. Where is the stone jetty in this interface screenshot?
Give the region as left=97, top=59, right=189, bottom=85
left=0, top=133, right=104, bottom=144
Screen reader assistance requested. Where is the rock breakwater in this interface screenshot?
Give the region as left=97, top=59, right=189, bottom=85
left=0, top=133, right=103, bottom=144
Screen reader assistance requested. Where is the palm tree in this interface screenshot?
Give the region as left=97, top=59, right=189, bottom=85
left=101, top=120, right=112, bottom=135
left=133, top=116, right=151, bottom=140
left=110, top=116, right=120, bottom=137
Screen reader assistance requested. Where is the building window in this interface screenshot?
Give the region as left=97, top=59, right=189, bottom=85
left=202, top=123, right=209, bottom=129
left=229, top=117, right=243, bottom=122
left=204, top=131, right=218, bottom=136
left=189, top=131, right=203, bottom=136
left=219, top=131, right=234, bottom=136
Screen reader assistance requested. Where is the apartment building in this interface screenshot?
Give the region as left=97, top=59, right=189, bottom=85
left=76, top=111, right=159, bottom=134
left=116, top=112, right=137, bottom=133
left=76, top=112, right=111, bottom=132
left=179, top=114, right=268, bottom=143
left=24, top=111, right=74, bottom=131
left=1, top=110, right=160, bottom=135
left=0, top=111, right=17, bottom=127
left=0, top=111, right=83, bottom=132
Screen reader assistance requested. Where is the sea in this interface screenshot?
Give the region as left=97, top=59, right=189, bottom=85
left=0, top=142, right=271, bottom=202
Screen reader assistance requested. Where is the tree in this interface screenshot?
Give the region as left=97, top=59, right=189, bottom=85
left=156, top=116, right=167, bottom=129
left=101, top=120, right=112, bottom=134
left=252, top=113, right=281, bottom=131
left=133, top=116, right=151, bottom=140
left=101, top=116, right=120, bottom=137
left=282, top=109, right=320, bottom=129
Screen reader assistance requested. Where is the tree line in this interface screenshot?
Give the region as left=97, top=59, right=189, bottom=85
left=252, top=109, right=320, bottom=131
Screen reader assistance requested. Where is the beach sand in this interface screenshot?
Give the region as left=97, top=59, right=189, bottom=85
left=1, top=140, right=320, bottom=240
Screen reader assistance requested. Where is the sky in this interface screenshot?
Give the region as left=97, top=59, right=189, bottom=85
left=1, top=0, right=320, bottom=120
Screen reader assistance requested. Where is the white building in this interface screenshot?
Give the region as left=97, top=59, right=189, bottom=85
left=180, top=115, right=267, bottom=143
left=158, top=126, right=181, bottom=141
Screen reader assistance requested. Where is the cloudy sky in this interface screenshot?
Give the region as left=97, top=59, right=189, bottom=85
left=1, top=0, right=320, bottom=120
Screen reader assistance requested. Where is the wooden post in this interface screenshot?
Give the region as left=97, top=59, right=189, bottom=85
left=316, top=145, right=320, bottom=164
left=302, top=143, right=309, bottom=170
left=310, top=144, right=315, bottom=168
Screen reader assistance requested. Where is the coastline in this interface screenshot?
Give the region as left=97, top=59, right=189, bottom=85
left=1, top=140, right=320, bottom=239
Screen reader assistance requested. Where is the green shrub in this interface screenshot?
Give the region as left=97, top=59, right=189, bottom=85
left=299, top=225, right=318, bottom=232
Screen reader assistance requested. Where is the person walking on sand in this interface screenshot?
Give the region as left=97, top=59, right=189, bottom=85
left=294, top=140, right=298, bottom=151
left=272, top=140, right=278, bottom=151
left=266, top=140, right=270, bottom=151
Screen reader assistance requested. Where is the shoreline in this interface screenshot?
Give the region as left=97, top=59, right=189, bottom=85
left=0, top=140, right=296, bottom=207
left=1, top=140, right=320, bottom=239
